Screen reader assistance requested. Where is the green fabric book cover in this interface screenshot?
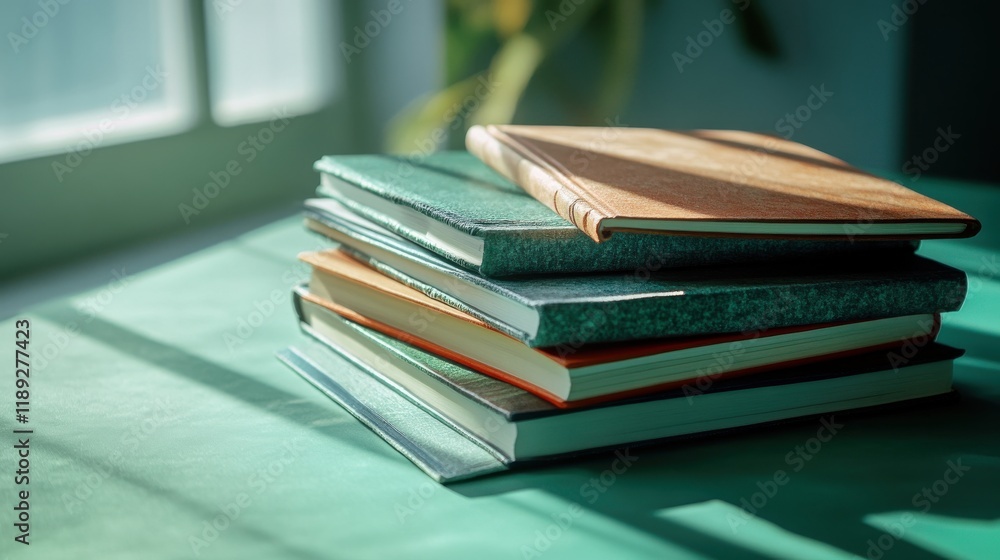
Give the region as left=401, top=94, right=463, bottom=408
left=308, top=205, right=969, bottom=348
left=313, top=152, right=918, bottom=277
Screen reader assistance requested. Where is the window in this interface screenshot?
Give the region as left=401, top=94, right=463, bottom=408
left=0, top=0, right=338, bottom=163
left=0, top=1, right=195, bottom=163
left=205, top=0, right=338, bottom=127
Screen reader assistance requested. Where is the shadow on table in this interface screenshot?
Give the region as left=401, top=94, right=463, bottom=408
left=33, top=295, right=999, bottom=559
left=31, top=305, right=384, bottom=559
left=453, top=326, right=1000, bottom=560
left=33, top=304, right=396, bottom=460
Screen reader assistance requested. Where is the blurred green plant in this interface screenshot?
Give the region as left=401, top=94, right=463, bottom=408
left=386, top=0, right=777, bottom=154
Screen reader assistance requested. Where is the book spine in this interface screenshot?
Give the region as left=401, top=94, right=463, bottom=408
left=467, top=125, right=607, bottom=243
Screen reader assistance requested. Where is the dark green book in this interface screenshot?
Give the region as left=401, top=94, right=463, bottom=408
left=305, top=203, right=968, bottom=348
left=313, top=152, right=918, bottom=277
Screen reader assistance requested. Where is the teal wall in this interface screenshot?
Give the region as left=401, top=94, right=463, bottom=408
left=518, top=0, right=907, bottom=170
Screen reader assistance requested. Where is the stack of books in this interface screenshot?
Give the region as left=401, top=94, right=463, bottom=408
left=278, top=126, right=979, bottom=482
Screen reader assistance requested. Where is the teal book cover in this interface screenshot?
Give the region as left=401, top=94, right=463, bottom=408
left=306, top=205, right=969, bottom=348
left=313, top=152, right=917, bottom=277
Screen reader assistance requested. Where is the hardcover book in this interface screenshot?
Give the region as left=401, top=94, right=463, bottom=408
left=296, top=250, right=942, bottom=406
left=466, top=125, right=981, bottom=243
left=312, top=152, right=919, bottom=277
left=303, top=204, right=968, bottom=348
left=278, top=316, right=962, bottom=482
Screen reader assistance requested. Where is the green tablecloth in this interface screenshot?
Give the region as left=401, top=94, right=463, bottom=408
left=3, top=180, right=998, bottom=559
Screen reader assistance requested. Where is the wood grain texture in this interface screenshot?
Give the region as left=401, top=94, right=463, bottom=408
left=468, top=125, right=980, bottom=242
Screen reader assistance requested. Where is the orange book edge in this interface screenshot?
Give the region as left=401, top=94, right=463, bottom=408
left=302, top=248, right=933, bottom=369
left=300, top=286, right=941, bottom=409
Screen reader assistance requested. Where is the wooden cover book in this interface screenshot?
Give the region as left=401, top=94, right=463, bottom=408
left=466, top=125, right=980, bottom=243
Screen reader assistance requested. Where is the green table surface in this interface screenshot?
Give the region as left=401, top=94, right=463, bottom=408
left=2, top=177, right=999, bottom=560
